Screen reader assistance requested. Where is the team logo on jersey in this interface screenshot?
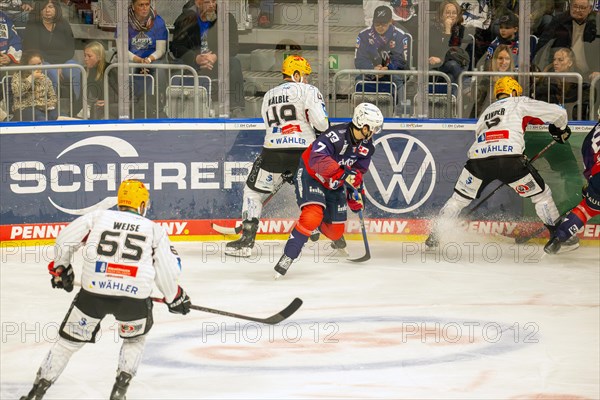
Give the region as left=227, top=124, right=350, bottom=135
left=358, top=145, right=369, bottom=156
left=389, top=40, right=396, bottom=49
left=365, top=134, right=436, bottom=213
left=480, top=130, right=509, bottom=142
left=95, top=261, right=139, bottom=277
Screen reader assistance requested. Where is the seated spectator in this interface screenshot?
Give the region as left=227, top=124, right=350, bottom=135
left=0, top=0, right=32, bottom=27
left=483, top=11, right=536, bottom=70
left=81, top=41, right=118, bottom=120
left=470, top=44, right=515, bottom=117
left=119, top=0, right=168, bottom=118
left=11, top=50, right=57, bottom=121
left=354, top=5, right=410, bottom=105
left=171, top=0, right=245, bottom=116
left=0, top=10, right=22, bottom=66
left=22, top=0, right=81, bottom=102
left=535, top=0, right=598, bottom=81
left=429, top=0, right=468, bottom=84
left=535, top=47, right=591, bottom=118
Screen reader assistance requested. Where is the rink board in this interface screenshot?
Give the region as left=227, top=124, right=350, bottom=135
left=0, top=120, right=597, bottom=245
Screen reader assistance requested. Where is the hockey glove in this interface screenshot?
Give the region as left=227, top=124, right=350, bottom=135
left=549, top=124, right=572, bottom=144
left=48, top=261, right=74, bottom=292
left=347, top=187, right=365, bottom=213
left=332, top=167, right=363, bottom=189
left=166, top=286, right=191, bottom=315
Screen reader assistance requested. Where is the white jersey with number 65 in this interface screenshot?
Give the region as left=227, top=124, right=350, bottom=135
left=261, top=80, right=329, bottom=150
left=53, top=209, right=181, bottom=302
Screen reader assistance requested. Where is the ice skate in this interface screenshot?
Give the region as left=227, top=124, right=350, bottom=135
left=328, top=236, right=349, bottom=257
left=544, top=235, right=580, bottom=255
left=274, top=254, right=294, bottom=279
left=225, top=218, right=259, bottom=258
left=110, top=371, right=132, bottom=400
left=309, top=229, right=321, bottom=242
left=424, top=232, right=439, bottom=250
left=20, top=378, right=51, bottom=400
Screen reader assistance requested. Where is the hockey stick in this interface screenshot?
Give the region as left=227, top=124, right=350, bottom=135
left=211, top=174, right=290, bottom=235
left=151, top=296, right=303, bottom=325
left=348, top=188, right=371, bottom=262
left=514, top=206, right=576, bottom=244
left=464, top=140, right=557, bottom=217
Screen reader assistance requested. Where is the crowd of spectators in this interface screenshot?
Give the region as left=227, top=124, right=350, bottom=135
left=0, top=0, right=598, bottom=122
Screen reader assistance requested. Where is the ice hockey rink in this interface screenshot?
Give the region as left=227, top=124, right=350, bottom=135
left=1, top=236, right=599, bottom=399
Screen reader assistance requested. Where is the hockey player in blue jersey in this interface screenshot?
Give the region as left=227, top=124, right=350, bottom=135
left=274, top=103, right=384, bottom=278
left=545, top=119, right=600, bottom=254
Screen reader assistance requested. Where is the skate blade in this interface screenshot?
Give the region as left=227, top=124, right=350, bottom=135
left=328, top=248, right=350, bottom=257
left=556, top=242, right=580, bottom=254
left=224, top=247, right=252, bottom=258
left=273, top=272, right=284, bottom=280
left=424, top=244, right=439, bottom=252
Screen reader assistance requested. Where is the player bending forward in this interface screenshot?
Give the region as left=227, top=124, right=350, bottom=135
left=225, top=55, right=331, bottom=257
left=545, top=119, right=600, bottom=253
left=425, top=77, right=578, bottom=251
left=20, top=180, right=191, bottom=400
left=274, top=103, right=384, bottom=277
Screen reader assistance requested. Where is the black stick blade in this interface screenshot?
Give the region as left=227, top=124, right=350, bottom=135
left=348, top=252, right=371, bottom=262
left=263, top=297, right=303, bottom=324
left=157, top=297, right=303, bottom=325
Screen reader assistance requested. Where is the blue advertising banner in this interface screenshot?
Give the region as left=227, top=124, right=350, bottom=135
left=0, top=120, right=529, bottom=225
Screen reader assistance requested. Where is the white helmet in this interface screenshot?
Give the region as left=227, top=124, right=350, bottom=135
left=352, top=103, right=384, bottom=136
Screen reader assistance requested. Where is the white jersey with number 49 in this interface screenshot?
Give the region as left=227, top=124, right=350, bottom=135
left=469, top=96, right=569, bottom=159
left=53, top=209, right=181, bottom=302
left=261, top=80, right=329, bottom=149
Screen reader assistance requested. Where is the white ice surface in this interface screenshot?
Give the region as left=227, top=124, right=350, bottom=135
left=1, top=238, right=599, bottom=399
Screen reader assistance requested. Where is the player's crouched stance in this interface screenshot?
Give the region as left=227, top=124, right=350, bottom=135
left=274, top=103, right=384, bottom=278
left=425, top=77, right=576, bottom=251
left=20, top=180, right=191, bottom=400
left=545, top=120, right=600, bottom=254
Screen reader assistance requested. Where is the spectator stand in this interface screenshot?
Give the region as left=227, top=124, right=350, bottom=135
left=103, top=63, right=211, bottom=119
left=238, top=1, right=364, bottom=118
left=0, top=63, right=87, bottom=120
left=332, top=69, right=455, bottom=119
left=457, top=70, right=585, bottom=120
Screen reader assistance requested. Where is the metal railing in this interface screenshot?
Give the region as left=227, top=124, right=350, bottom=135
left=331, top=69, right=453, bottom=118
left=458, top=71, right=584, bottom=120
left=590, top=74, right=600, bottom=120
left=104, top=63, right=210, bottom=120
left=0, top=64, right=87, bottom=121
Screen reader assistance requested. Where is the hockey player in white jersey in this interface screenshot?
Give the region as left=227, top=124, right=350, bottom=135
left=225, top=55, right=331, bottom=257
left=425, top=77, right=576, bottom=249
left=20, top=180, right=191, bottom=400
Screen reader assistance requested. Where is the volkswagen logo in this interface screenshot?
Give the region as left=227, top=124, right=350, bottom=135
left=365, top=133, right=436, bottom=213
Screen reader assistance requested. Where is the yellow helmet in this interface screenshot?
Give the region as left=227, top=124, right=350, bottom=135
left=117, top=179, right=149, bottom=216
left=494, top=76, right=523, bottom=99
left=282, top=55, right=312, bottom=78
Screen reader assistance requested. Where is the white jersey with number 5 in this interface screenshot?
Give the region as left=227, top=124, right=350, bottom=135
left=261, top=80, right=329, bottom=149
left=469, top=96, right=568, bottom=159
left=53, top=209, right=181, bottom=302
